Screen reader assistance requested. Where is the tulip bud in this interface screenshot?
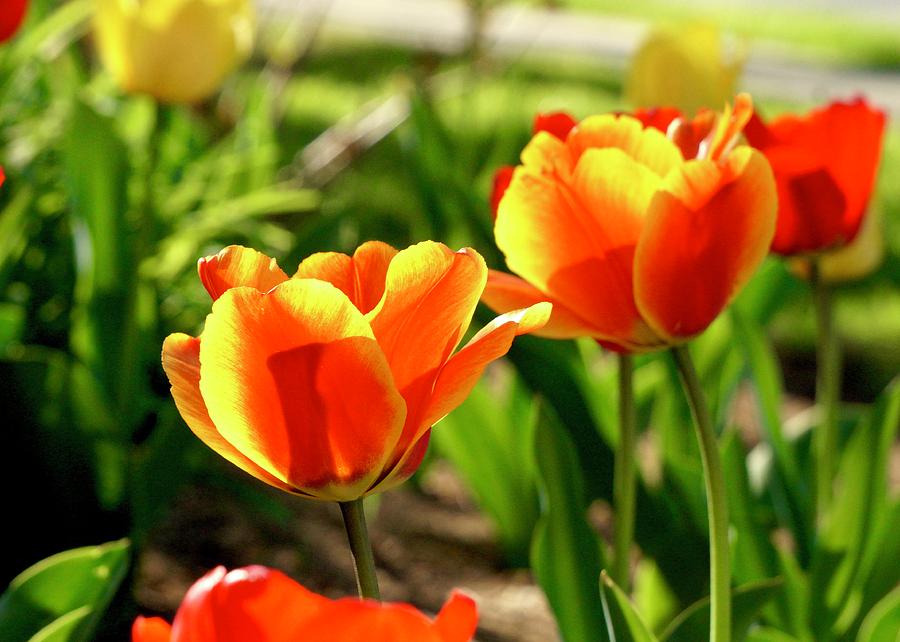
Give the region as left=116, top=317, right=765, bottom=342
left=93, top=0, right=255, bottom=104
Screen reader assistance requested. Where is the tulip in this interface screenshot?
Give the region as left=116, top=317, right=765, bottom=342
left=132, top=566, right=478, bottom=642
left=0, top=0, right=27, bottom=43
left=744, top=98, right=886, bottom=256
left=93, top=0, right=255, bottom=104
left=162, top=241, right=549, bottom=501
left=483, top=94, right=777, bottom=353
left=625, top=22, right=744, bottom=116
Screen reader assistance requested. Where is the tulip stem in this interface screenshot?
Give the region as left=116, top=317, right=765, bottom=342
left=339, top=499, right=381, bottom=600
left=672, top=345, right=731, bottom=642
left=611, top=353, right=637, bottom=591
left=811, top=260, right=840, bottom=522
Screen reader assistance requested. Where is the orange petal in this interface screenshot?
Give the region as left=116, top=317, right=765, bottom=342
left=495, top=147, right=662, bottom=347
left=367, top=242, right=486, bottom=461
left=434, top=592, right=479, bottom=642
left=161, top=333, right=297, bottom=494
left=197, top=246, right=288, bottom=301
left=171, top=566, right=329, bottom=642
left=634, top=146, right=776, bottom=339
left=294, top=241, right=398, bottom=314
left=198, top=280, right=406, bottom=500
left=420, top=302, right=551, bottom=431
left=299, top=600, right=447, bottom=642
left=132, top=617, right=172, bottom=642
left=481, top=270, right=600, bottom=339
left=566, top=113, right=683, bottom=177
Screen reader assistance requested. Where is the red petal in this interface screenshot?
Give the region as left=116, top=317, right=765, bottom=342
left=532, top=111, right=578, bottom=139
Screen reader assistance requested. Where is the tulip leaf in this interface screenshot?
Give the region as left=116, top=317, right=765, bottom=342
left=600, top=571, right=659, bottom=642
left=433, top=372, right=540, bottom=566
left=857, top=584, right=900, bottom=642
left=659, top=578, right=783, bottom=642
left=810, top=379, right=900, bottom=639
left=531, top=403, right=608, bottom=642
left=744, top=629, right=801, bottom=642
left=0, top=539, right=130, bottom=642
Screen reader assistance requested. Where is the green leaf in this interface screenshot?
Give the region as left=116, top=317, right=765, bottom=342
left=433, top=371, right=540, bottom=566
left=0, top=540, right=130, bottom=642
left=531, top=404, right=608, bottom=642
left=857, top=585, right=900, bottom=642
left=659, top=578, right=783, bottom=642
left=811, top=379, right=900, bottom=639
left=744, top=628, right=801, bottom=642
left=600, top=572, right=659, bottom=642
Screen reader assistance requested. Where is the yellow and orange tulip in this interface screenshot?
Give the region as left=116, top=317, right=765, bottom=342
left=162, top=241, right=549, bottom=501
left=483, top=95, right=777, bottom=353
left=93, top=0, right=254, bottom=104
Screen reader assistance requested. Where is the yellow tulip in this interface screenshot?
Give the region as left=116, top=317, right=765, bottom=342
left=625, top=22, right=744, bottom=116
left=94, top=0, right=255, bottom=104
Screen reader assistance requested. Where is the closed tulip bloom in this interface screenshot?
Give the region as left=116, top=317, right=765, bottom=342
left=162, top=241, right=549, bottom=501
left=94, top=0, right=254, bottom=104
left=132, top=566, right=478, bottom=642
left=0, top=0, right=27, bottom=43
left=483, top=94, right=777, bottom=353
left=744, top=98, right=886, bottom=256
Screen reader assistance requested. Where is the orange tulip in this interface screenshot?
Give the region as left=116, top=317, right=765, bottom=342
left=483, top=94, right=777, bottom=353
left=162, top=241, right=549, bottom=500
left=744, top=98, right=886, bottom=256
left=132, top=566, right=478, bottom=642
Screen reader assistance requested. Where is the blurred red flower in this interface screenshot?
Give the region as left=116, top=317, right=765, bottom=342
left=132, top=566, right=478, bottom=642
left=744, top=98, right=886, bottom=255
left=0, top=0, right=27, bottom=43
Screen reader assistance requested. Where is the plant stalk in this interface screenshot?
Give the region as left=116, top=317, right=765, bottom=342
left=611, top=353, right=637, bottom=590
left=810, top=260, right=840, bottom=522
left=672, top=345, right=731, bottom=642
left=339, top=498, right=381, bottom=600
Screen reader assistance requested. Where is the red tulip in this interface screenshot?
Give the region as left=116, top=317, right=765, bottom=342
left=0, top=0, right=27, bottom=43
left=132, top=566, right=478, bottom=642
left=483, top=95, right=777, bottom=352
left=162, top=241, right=549, bottom=500
left=744, top=97, right=886, bottom=255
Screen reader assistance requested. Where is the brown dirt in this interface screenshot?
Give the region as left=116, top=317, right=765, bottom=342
left=135, top=462, right=561, bottom=642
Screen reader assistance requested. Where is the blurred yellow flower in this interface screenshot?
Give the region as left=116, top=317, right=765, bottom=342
left=625, top=22, right=744, bottom=116
left=94, top=0, right=255, bottom=104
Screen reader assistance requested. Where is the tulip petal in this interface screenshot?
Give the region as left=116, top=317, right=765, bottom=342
left=490, top=166, right=515, bottom=219
left=197, top=246, right=287, bottom=301
left=434, top=592, right=479, bottom=642
left=199, top=280, right=406, bottom=500
left=161, top=333, right=297, bottom=494
left=132, top=616, right=172, bottom=642
left=533, top=111, right=578, bottom=139
left=566, top=114, right=683, bottom=177
left=294, top=241, right=398, bottom=314
left=496, top=147, right=662, bottom=347
left=481, top=270, right=595, bottom=339
left=634, top=147, right=776, bottom=339
left=421, top=302, right=551, bottom=431
left=300, top=601, right=445, bottom=642
left=367, top=242, right=486, bottom=457
left=520, top=131, right=572, bottom=176
left=171, top=566, right=329, bottom=642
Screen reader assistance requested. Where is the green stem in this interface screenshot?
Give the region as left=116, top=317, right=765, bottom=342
left=611, top=353, right=637, bottom=590
left=339, top=499, right=381, bottom=600
left=811, top=260, right=840, bottom=522
left=672, top=345, right=731, bottom=642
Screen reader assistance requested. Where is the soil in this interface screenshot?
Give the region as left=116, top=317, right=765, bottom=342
left=135, top=461, right=561, bottom=642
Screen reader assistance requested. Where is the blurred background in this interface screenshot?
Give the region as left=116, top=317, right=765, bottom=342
left=0, top=1, right=898, bottom=640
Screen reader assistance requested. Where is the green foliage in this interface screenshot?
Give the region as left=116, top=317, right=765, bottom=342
left=531, top=404, right=608, bottom=642
left=600, top=572, right=659, bottom=642
left=0, top=540, right=130, bottom=642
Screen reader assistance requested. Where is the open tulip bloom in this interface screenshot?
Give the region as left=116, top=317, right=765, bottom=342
left=483, top=94, right=777, bottom=354
left=132, top=566, right=478, bottom=642
left=162, top=241, right=549, bottom=502
left=484, top=95, right=777, bottom=642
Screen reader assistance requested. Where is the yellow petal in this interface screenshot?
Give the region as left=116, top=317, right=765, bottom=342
left=198, top=245, right=287, bottom=301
